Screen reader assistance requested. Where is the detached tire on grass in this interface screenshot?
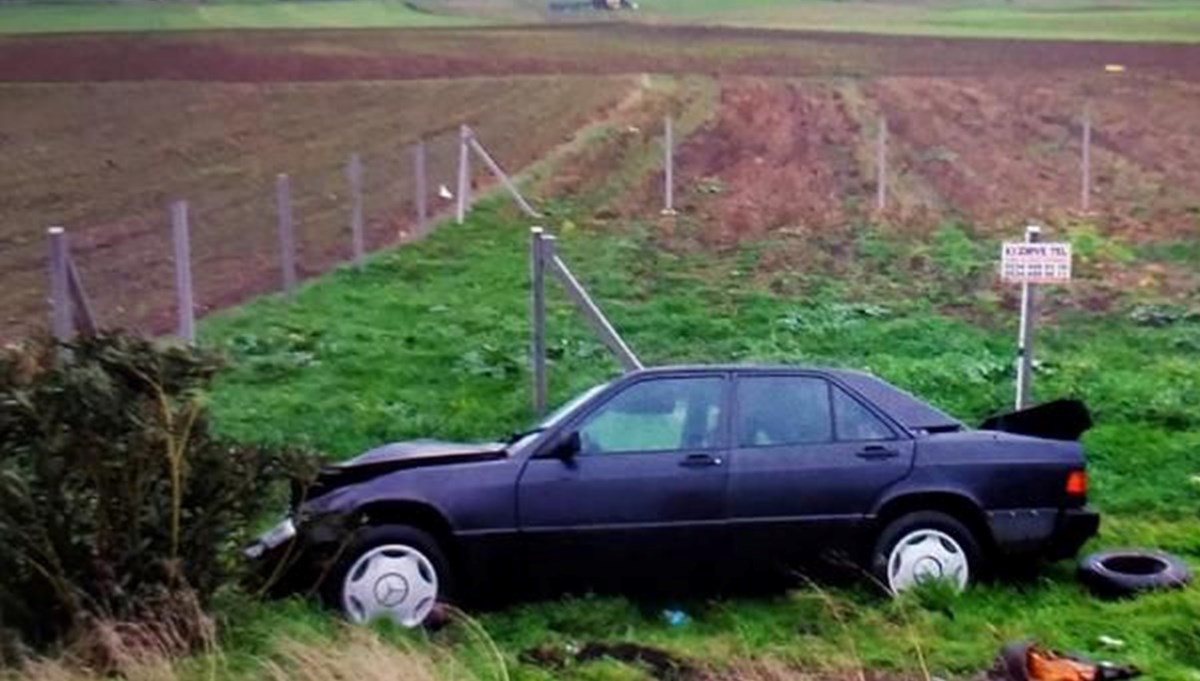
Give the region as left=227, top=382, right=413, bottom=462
left=1078, top=549, right=1192, bottom=598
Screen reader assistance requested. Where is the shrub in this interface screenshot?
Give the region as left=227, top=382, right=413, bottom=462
left=0, top=333, right=321, bottom=658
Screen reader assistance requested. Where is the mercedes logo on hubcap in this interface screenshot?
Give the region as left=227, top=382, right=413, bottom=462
left=374, top=573, right=410, bottom=607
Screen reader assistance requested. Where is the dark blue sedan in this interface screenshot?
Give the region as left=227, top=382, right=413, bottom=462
left=248, top=365, right=1099, bottom=627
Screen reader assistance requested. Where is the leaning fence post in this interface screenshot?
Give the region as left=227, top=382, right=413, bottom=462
left=47, top=226, right=72, bottom=340
left=413, top=140, right=428, bottom=235
left=469, top=130, right=541, bottom=218
left=66, top=256, right=97, bottom=336
left=171, top=200, right=196, bottom=343
left=876, top=116, right=888, bottom=213
left=544, top=235, right=643, bottom=373
left=1080, top=108, right=1092, bottom=212
left=347, top=154, right=365, bottom=269
left=456, top=125, right=471, bottom=224
left=276, top=173, right=297, bottom=296
left=1015, top=225, right=1041, bottom=410
left=663, top=115, right=676, bottom=215
left=530, top=227, right=548, bottom=415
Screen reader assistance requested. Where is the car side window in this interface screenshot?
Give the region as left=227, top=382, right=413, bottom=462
left=577, top=377, right=723, bottom=455
left=832, top=386, right=895, bottom=442
left=735, top=376, right=832, bottom=448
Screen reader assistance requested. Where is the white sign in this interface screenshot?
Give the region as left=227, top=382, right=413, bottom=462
left=1001, top=242, right=1072, bottom=284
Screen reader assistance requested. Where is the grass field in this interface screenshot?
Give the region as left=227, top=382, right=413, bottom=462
left=639, top=0, right=1200, bottom=43
left=194, top=180, right=1200, bottom=678
left=0, top=0, right=481, bottom=34
left=2, top=0, right=1199, bottom=41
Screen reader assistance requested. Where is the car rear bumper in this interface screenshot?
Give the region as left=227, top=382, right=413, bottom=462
left=1046, top=506, right=1100, bottom=560
left=987, top=506, right=1099, bottom=559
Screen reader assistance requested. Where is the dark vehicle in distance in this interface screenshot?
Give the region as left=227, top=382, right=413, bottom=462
left=248, top=366, right=1100, bottom=627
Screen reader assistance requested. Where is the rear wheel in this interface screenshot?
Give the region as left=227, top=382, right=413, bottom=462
left=330, top=525, right=452, bottom=627
left=870, top=511, right=982, bottom=595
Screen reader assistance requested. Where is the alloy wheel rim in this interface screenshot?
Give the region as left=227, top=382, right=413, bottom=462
left=886, top=529, right=969, bottom=594
left=342, top=544, right=438, bottom=627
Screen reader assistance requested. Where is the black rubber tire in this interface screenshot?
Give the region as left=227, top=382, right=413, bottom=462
left=325, top=524, right=455, bottom=626
left=869, top=510, right=984, bottom=594
left=1077, top=549, right=1192, bottom=598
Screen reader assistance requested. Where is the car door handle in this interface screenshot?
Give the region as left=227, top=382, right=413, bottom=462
left=679, top=453, right=723, bottom=468
left=856, top=445, right=899, bottom=460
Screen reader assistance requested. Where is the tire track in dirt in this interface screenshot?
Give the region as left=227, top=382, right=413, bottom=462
left=867, top=76, right=1087, bottom=230
left=673, top=78, right=868, bottom=243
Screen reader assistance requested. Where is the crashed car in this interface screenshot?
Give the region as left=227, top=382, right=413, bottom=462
left=248, top=365, right=1099, bottom=627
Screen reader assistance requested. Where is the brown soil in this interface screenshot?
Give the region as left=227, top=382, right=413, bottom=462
left=0, top=77, right=635, bottom=339
left=2, top=25, right=1200, bottom=83
left=673, top=78, right=866, bottom=243
left=3, top=25, right=1199, bottom=337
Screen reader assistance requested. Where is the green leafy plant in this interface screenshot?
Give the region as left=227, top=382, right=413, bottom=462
left=0, top=333, right=321, bottom=657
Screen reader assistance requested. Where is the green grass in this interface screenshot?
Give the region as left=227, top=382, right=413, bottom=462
left=639, top=0, right=1200, bottom=42
left=0, top=0, right=480, bottom=34
left=198, top=195, right=1200, bottom=679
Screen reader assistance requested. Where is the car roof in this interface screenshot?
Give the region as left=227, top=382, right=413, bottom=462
left=628, top=364, right=962, bottom=432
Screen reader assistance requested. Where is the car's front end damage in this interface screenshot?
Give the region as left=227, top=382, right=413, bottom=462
left=244, top=439, right=508, bottom=595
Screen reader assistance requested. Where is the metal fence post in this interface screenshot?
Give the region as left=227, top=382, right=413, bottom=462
left=171, top=200, right=195, bottom=343
left=1081, top=108, right=1092, bottom=212
left=276, top=173, right=297, bottom=296
left=347, top=154, right=365, bottom=269
left=413, top=140, right=428, bottom=235
left=456, top=125, right=471, bottom=224
left=663, top=115, right=676, bottom=215
left=876, top=116, right=888, bottom=212
left=47, top=226, right=72, bottom=341
left=530, top=227, right=547, bottom=415
left=1015, top=224, right=1041, bottom=410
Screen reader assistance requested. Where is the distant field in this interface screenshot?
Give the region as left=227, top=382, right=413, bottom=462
left=3, top=0, right=1200, bottom=40
left=639, top=0, right=1200, bottom=43
left=0, top=0, right=481, bottom=34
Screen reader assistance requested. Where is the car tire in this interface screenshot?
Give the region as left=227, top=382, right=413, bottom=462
left=328, top=524, right=454, bottom=628
left=1077, top=549, right=1192, bottom=598
left=870, top=511, right=983, bottom=595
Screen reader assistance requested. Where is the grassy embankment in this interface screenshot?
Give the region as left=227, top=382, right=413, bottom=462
left=195, top=186, right=1200, bottom=678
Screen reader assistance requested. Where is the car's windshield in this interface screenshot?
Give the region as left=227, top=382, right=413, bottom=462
left=507, top=382, right=609, bottom=444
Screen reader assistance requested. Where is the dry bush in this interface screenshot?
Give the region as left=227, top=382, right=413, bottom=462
left=0, top=333, right=322, bottom=659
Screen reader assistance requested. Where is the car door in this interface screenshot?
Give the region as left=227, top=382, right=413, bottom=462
left=516, top=373, right=731, bottom=588
left=727, top=372, right=915, bottom=566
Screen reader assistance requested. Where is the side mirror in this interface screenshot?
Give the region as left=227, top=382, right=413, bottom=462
left=547, top=431, right=581, bottom=461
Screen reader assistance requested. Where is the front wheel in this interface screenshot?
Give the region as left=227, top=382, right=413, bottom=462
left=330, top=525, right=452, bottom=627
left=870, top=511, right=982, bottom=595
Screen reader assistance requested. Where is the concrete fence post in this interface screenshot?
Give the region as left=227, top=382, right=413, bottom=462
left=456, top=125, right=471, bottom=224
left=276, top=173, right=297, bottom=297
left=347, top=154, right=365, bottom=269
left=876, top=116, right=888, bottom=213
left=663, top=115, right=676, bottom=215
left=170, top=200, right=196, bottom=343
left=1081, top=108, right=1092, bottom=212
left=47, top=226, right=72, bottom=341
left=530, top=227, right=547, bottom=415
left=413, top=140, right=428, bottom=235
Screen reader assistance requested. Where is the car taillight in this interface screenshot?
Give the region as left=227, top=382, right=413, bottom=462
left=1066, top=469, right=1088, bottom=496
